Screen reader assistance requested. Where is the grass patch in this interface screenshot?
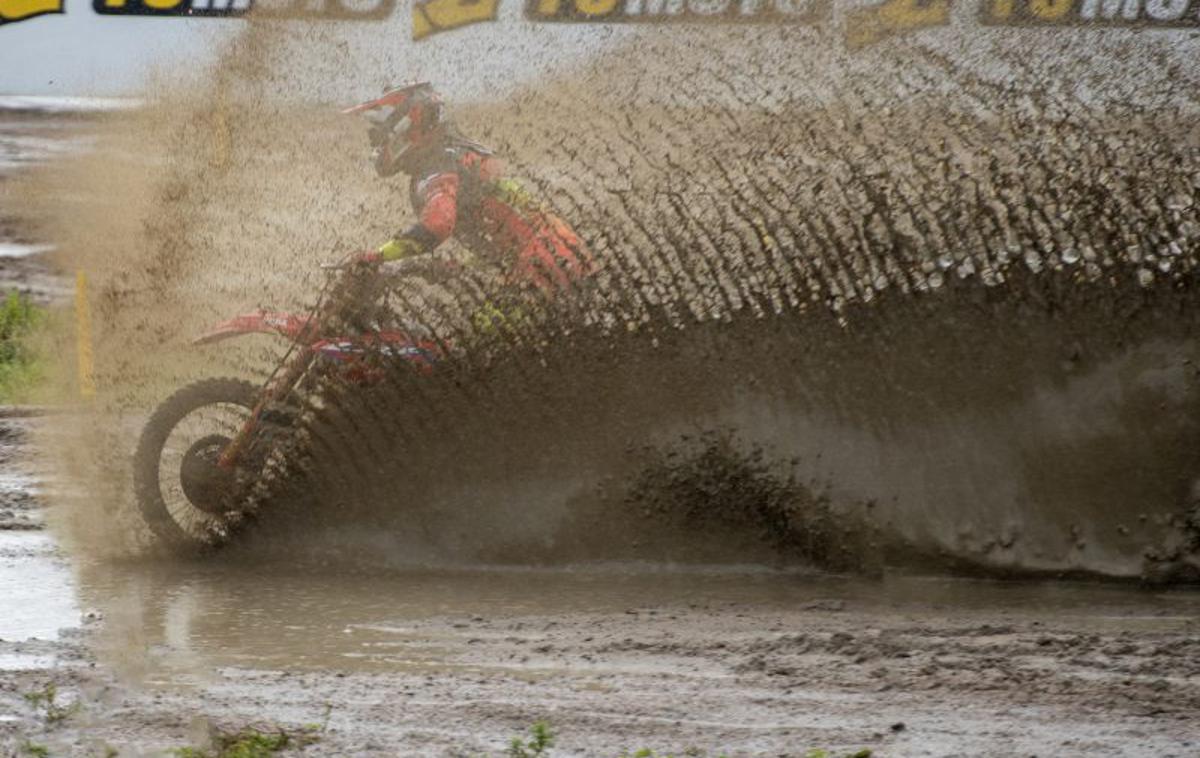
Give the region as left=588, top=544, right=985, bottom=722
left=0, top=291, right=45, bottom=403
left=19, top=741, right=49, bottom=758
left=507, top=722, right=554, bottom=758
left=22, top=683, right=79, bottom=725
left=170, top=725, right=320, bottom=758
left=505, top=722, right=872, bottom=758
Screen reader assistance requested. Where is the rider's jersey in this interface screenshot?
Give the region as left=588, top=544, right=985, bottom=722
left=398, top=138, right=594, bottom=292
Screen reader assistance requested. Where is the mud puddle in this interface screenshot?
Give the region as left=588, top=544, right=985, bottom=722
left=39, top=556, right=1196, bottom=756
left=0, top=533, right=78, bottom=644
left=3, top=410, right=1199, bottom=754
left=76, top=557, right=1200, bottom=680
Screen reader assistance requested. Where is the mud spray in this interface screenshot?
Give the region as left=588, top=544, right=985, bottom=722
left=17, top=12, right=1200, bottom=582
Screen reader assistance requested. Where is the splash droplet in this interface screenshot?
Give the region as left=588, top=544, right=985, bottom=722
left=1167, top=194, right=1194, bottom=210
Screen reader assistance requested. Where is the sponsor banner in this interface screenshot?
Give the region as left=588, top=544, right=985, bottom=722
left=414, top=0, right=499, bottom=39
left=414, top=0, right=1200, bottom=40
left=845, top=0, right=951, bottom=48
left=93, top=0, right=248, bottom=16
left=980, top=0, right=1200, bottom=26
left=0, top=0, right=63, bottom=25
left=523, top=0, right=826, bottom=24
left=1, top=0, right=1196, bottom=38
left=93, top=0, right=395, bottom=18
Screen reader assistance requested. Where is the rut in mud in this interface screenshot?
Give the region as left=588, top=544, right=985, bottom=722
left=15, top=17, right=1200, bottom=580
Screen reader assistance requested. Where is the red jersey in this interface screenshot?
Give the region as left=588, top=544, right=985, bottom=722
left=398, top=139, right=594, bottom=293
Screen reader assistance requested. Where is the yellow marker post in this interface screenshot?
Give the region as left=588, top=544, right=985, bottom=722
left=75, top=270, right=96, bottom=399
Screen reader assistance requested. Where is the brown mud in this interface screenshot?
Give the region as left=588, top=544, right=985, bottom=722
left=0, top=109, right=81, bottom=304
left=6, top=544, right=1200, bottom=755
left=3, top=11, right=1200, bottom=757
left=14, top=17, right=1200, bottom=579
left=4, top=410, right=1200, bottom=755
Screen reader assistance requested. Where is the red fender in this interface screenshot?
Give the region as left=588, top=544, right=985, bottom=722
left=193, top=310, right=314, bottom=346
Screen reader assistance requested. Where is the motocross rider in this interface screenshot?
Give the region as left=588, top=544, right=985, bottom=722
left=344, top=83, right=594, bottom=304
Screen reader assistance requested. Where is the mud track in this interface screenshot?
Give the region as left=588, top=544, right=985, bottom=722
left=2, top=414, right=1198, bottom=756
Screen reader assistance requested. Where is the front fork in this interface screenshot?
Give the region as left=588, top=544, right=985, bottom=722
left=214, top=267, right=375, bottom=470
left=217, top=346, right=316, bottom=469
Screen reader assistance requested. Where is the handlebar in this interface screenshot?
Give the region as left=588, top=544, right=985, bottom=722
left=320, top=253, right=466, bottom=284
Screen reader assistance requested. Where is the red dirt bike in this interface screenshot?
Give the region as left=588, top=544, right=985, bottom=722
left=133, top=257, right=449, bottom=551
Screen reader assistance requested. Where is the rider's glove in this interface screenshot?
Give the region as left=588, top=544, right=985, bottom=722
left=351, top=250, right=383, bottom=267
left=377, top=236, right=424, bottom=262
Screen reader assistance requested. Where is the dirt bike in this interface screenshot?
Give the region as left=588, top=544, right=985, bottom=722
left=133, top=256, right=450, bottom=551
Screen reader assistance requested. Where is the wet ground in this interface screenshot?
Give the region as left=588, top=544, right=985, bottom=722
left=3, top=73, right=1200, bottom=754
left=2, top=409, right=1199, bottom=756
left=0, top=106, right=85, bottom=304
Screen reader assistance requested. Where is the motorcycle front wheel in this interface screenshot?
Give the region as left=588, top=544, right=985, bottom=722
left=133, top=377, right=260, bottom=552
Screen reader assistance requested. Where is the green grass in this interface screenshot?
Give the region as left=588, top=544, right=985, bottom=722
left=0, top=291, right=45, bottom=403
left=507, top=722, right=554, bottom=758
left=174, top=718, right=873, bottom=757
left=170, top=725, right=320, bottom=758
left=502, top=722, right=872, bottom=758
left=22, top=683, right=79, bottom=725
left=19, top=741, right=49, bottom=758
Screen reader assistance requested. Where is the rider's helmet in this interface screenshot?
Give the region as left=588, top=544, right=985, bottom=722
left=342, top=82, right=444, bottom=178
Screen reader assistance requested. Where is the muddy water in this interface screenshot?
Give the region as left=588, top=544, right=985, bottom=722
left=0, top=533, right=77, bottom=644
left=5, top=22, right=1200, bottom=756
left=4, top=550, right=1196, bottom=756
left=72, top=555, right=1200, bottom=683
left=28, top=28, right=1200, bottom=578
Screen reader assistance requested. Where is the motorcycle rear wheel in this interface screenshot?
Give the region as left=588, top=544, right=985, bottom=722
left=133, top=377, right=260, bottom=552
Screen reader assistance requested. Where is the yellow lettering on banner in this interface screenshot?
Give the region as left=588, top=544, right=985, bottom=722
left=846, top=0, right=953, bottom=48
left=142, top=0, right=183, bottom=8
left=573, top=0, right=617, bottom=14
left=988, top=0, right=1016, bottom=18
left=413, top=0, right=500, bottom=40
left=413, top=4, right=433, bottom=37
left=1028, top=0, right=1072, bottom=19
left=0, top=0, right=62, bottom=23
left=531, top=0, right=563, bottom=15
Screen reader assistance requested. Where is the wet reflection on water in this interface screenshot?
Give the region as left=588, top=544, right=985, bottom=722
left=72, top=556, right=1200, bottom=686
left=0, top=532, right=79, bottom=643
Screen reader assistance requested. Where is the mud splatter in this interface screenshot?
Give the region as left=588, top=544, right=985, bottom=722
left=623, top=430, right=876, bottom=573
left=15, top=16, right=1200, bottom=580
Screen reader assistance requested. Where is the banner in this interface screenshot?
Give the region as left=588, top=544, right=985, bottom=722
left=414, top=0, right=498, bottom=39
left=0, top=0, right=63, bottom=25
left=524, top=0, right=825, bottom=24
left=93, top=0, right=397, bottom=18
left=980, top=0, right=1200, bottom=26
left=93, top=0, right=248, bottom=16
left=413, top=0, right=1200, bottom=41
